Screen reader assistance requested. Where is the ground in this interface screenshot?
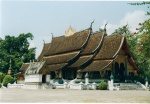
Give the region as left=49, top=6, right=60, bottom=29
left=0, top=89, right=150, bottom=103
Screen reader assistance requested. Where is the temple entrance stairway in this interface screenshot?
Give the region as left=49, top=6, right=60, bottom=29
left=118, top=83, right=146, bottom=90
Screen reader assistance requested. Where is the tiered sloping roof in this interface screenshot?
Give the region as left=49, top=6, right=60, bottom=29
left=94, top=35, right=123, bottom=60
left=44, top=51, right=80, bottom=65
left=21, top=26, right=139, bottom=74
left=70, top=32, right=104, bottom=68
left=82, top=60, right=113, bottom=72
left=47, top=63, right=68, bottom=71
left=82, top=35, right=124, bottom=72
left=37, top=43, right=51, bottom=61
left=82, top=35, right=139, bottom=72
left=43, top=28, right=91, bottom=71
left=45, top=29, right=90, bottom=56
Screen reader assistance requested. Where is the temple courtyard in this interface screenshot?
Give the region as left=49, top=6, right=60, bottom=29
left=0, top=89, right=150, bottom=103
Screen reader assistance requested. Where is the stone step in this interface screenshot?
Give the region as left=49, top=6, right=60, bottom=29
left=119, top=83, right=146, bottom=90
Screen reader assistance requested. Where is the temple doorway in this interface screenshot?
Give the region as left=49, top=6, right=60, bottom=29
left=50, top=71, right=56, bottom=79
left=42, top=74, right=46, bottom=83
left=62, top=68, right=77, bottom=80
left=119, top=63, right=125, bottom=82
left=115, top=62, right=119, bottom=75
left=92, top=72, right=101, bottom=79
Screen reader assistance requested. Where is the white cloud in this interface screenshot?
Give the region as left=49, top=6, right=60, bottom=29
left=119, top=10, right=148, bottom=32
left=100, top=10, right=148, bottom=35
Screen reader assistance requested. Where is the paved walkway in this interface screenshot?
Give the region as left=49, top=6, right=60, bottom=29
left=0, top=89, right=150, bottom=103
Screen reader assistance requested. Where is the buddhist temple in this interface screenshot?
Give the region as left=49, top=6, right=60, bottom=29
left=16, top=23, right=140, bottom=89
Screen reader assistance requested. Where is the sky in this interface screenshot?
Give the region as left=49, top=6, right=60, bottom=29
left=0, top=0, right=149, bottom=58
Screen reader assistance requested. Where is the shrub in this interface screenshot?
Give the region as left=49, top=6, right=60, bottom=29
left=0, top=72, right=5, bottom=83
left=2, top=75, right=15, bottom=87
left=0, top=83, right=2, bottom=88
left=98, top=81, right=108, bottom=90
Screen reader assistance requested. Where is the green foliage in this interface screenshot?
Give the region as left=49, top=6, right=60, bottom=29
left=115, top=1, right=150, bottom=83
left=98, top=81, right=108, bottom=90
left=2, top=75, right=15, bottom=87
left=0, top=83, right=2, bottom=88
left=112, top=25, right=131, bottom=36
left=0, top=33, right=36, bottom=74
left=128, top=1, right=150, bottom=15
left=0, top=72, right=5, bottom=83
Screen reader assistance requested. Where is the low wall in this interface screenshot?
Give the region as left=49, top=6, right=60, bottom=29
left=25, top=74, right=42, bottom=83
left=7, top=83, right=24, bottom=89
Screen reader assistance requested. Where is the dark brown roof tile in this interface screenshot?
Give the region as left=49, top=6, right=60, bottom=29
left=81, top=32, right=104, bottom=55
left=70, top=55, right=93, bottom=68
left=45, top=29, right=90, bottom=55
left=81, top=60, right=113, bottom=72
left=44, top=51, right=80, bottom=64
left=37, top=43, right=51, bottom=61
left=47, top=63, right=68, bottom=71
left=94, top=35, right=124, bottom=60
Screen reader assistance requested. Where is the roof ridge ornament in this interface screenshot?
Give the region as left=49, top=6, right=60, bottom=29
left=89, top=20, right=94, bottom=34
left=104, top=21, right=108, bottom=36
left=43, top=40, right=45, bottom=44
left=51, top=33, right=54, bottom=38
left=90, top=20, right=94, bottom=29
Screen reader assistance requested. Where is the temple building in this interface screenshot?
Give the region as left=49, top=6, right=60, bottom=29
left=16, top=24, right=139, bottom=88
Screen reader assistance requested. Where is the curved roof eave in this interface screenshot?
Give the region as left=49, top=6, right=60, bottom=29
left=122, top=37, right=140, bottom=72
left=44, top=51, right=80, bottom=65
left=92, top=32, right=105, bottom=53
left=112, top=36, right=125, bottom=59
left=37, top=43, right=51, bottom=61
left=44, top=28, right=91, bottom=56
left=81, top=60, right=113, bottom=72
left=47, top=63, right=68, bottom=71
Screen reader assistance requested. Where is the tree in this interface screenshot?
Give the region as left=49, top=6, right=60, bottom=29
left=0, top=33, right=36, bottom=75
left=110, top=3, right=150, bottom=82
left=112, top=25, right=131, bottom=36
left=128, top=1, right=150, bottom=82
left=0, top=72, right=5, bottom=83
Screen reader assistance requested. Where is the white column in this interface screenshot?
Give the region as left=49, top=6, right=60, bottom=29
left=85, top=73, right=89, bottom=85
left=111, top=79, right=114, bottom=87
left=146, top=81, right=148, bottom=88
left=46, top=75, right=50, bottom=83
left=59, top=70, right=62, bottom=78
left=92, top=82, right=97, bottom=90
left=145, top=77, right=148, bottom=88
left=85, top=78, right=89, bottom=85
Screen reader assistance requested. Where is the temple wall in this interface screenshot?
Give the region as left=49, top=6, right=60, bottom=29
left=25, top=74, right=42, bottom=83
left=127, top=64, right=134, bottom=72
left=17, top=80, right=25, bottom=84
left=46, top=75, right=50, bottom=83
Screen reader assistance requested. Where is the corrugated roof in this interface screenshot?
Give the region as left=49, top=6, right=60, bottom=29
left=43, top=51, right=80, bottom=64
left=81, top=60, right=113, bottom=72
left=94, top=35, right=124, bottom=60
left=45, top=29, right=90, bottom=56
